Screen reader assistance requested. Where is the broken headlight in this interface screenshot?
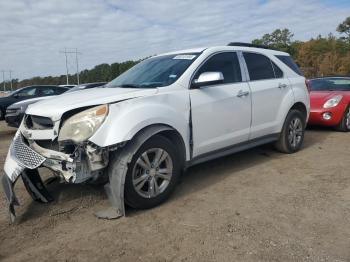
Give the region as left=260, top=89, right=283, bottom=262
left=58, top=105, right=108, bottom=143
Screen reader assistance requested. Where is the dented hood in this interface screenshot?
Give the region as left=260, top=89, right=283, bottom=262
left=26, top=87, right=158, bottom=121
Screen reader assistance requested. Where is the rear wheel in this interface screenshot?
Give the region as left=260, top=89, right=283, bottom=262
left=275, top=109, right=305, bottom=153
left=336, top=105, right=350, bottom=132
left=125, top=135, right=181, bottom=209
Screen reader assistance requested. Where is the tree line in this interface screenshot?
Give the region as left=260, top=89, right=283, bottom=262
left=252, top=17, right=350, bottom=77
left=1, top=17, right=350, bottom=91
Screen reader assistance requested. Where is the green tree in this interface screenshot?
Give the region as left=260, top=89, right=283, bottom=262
left=252, top=28, right=294, bottom=52
left=337, top=16, right=350, bottom=43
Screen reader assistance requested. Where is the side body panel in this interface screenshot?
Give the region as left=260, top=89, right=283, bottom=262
left=190, top=82, right=251, bottom=157
left=248, top=78, right=294, bottom=139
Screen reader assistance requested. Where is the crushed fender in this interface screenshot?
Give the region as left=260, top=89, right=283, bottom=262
left=95, top=125, right=172, bottom=219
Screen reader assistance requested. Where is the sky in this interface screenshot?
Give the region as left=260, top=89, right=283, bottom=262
left=0, top=0, right=349, bottom=81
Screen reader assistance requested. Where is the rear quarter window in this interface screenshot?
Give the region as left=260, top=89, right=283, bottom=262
left=276, top=55, right=303, bottom=76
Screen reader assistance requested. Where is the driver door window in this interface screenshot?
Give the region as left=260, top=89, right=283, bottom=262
left=194, top=52, right=242, bottom=84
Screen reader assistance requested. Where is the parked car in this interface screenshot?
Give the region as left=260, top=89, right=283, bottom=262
left=308, top=76, right=350, bottom=131
left=64, top=82, right=106, bottom=93
left=0, top=85, right=67, bottom=121
left=58, top=84, right=77, bottom=88
left=2, top=43, right=309, bottom=221
left=5, top=82, right=106, bottom=128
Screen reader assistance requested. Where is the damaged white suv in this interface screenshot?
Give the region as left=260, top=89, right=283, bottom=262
left=2, top=43, right=309, bottom=221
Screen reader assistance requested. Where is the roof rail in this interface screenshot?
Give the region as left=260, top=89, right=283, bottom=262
left=227, top=42, right=274, bottom=50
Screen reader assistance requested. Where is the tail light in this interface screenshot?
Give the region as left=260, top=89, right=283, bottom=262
left=305, top=79, right=311, bottom=92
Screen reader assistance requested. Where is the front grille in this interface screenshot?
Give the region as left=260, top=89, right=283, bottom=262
left=25, top=114, right=54, bottom=130
left=12, top=135, right=46, bottom=169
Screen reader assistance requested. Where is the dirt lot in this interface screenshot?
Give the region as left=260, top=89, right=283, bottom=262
left=0, top=121, right=350, bottom=262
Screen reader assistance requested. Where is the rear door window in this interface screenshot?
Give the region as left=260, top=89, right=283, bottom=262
left=38, top=87, right=56, bottom=96
left=243, top=53, right=275, bottom=81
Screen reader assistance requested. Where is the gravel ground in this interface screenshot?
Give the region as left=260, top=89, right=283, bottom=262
left=0, top=121, right=350, bottom=262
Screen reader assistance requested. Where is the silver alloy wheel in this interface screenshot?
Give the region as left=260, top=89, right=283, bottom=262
left=345, top=107, right=350, bottom=130
left=288, top=117, right=303, bottom=148
left=132, top=148, right=173, bottom=198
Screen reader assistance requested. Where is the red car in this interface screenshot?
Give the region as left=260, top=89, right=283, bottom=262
left=308, top=76, right=350, bottom=131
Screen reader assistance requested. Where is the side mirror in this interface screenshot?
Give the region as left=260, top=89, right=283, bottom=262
left=192, top=72, right=224, bottom=88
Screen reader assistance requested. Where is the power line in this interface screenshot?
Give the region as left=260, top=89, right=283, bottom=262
left=59, top=48, right=82, bottom=85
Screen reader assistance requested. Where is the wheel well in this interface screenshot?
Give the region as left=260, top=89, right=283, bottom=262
left=129, top=124, right=187, bottom=169
left=291, top=102, right=307, bottom=121
left=157, top=129, right=187, bottom=168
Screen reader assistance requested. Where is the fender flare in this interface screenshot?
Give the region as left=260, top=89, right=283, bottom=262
left=95, top=124, right=173, bottom=219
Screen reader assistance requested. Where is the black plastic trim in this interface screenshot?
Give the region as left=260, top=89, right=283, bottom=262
left=187, top=133, right=279, bottom=167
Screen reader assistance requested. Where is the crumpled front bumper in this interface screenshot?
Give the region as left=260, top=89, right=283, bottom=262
left=2, top=133, right=54, bottom=222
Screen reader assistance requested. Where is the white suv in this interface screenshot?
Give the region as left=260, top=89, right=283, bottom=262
left=3, top=43, right=309, bottom=221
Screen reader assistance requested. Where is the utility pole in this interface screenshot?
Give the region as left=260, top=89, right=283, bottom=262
left=60, top=48, right=81, bottom=85
left=1, top=70, right=5, bottom=91
left=9, top=70, right=13, bottom=91
left=60, top=48, right=69, bottom=85
left=75, top=48, right=80, bottom=85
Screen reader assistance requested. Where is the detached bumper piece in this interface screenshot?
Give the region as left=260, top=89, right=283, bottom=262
left=1, top=175, right=19, bottom=223
left=2, top=170, right=53, bottom=223
left=2, top=134, right=53, bottom=223
left=22, top=169, right=54, bottom=204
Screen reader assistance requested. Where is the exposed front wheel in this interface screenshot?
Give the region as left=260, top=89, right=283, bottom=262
left=125, top=135, right=181, bottom=209
left=275, top=109, right=305, bottom=153
left=336, top=105, right=350, bottom=132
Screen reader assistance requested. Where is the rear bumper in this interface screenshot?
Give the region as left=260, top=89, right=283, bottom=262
left=308, top=107, right=344, bottom=126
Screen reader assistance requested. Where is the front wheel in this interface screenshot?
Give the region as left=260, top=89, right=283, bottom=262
left=0, top=108, right=4, bottom=120
left=124, top=135, right=181, bottom=209
left=336, top=105, right=350, bottom=132
left=275, top=109, right=305, bottom=154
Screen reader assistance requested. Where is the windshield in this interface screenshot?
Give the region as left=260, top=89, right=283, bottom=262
left=106, top=53, right=199, bottom=89
left=310, top=77, right=350, bottom=91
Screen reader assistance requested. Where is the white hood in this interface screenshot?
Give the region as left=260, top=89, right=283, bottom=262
left=26, top=87, right=158, bottom=121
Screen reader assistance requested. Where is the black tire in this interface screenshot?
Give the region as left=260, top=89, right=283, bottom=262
left=275, top=109, right=305, bottom=154
left=0, top=108, right=4, bottom=120
left=336, top=105, right=350, bottom=132
left=124, top=135, right=181, bottom=209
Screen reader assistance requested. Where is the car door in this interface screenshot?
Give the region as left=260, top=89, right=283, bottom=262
left=190, top=52, right=252, bottom=157
left=242, top=52, right=291, bottom=139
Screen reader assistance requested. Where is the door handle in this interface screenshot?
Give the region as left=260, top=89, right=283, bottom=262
left=237, top=90, right=249, bottom=98
left=278, top=83, right=288, bottom=89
